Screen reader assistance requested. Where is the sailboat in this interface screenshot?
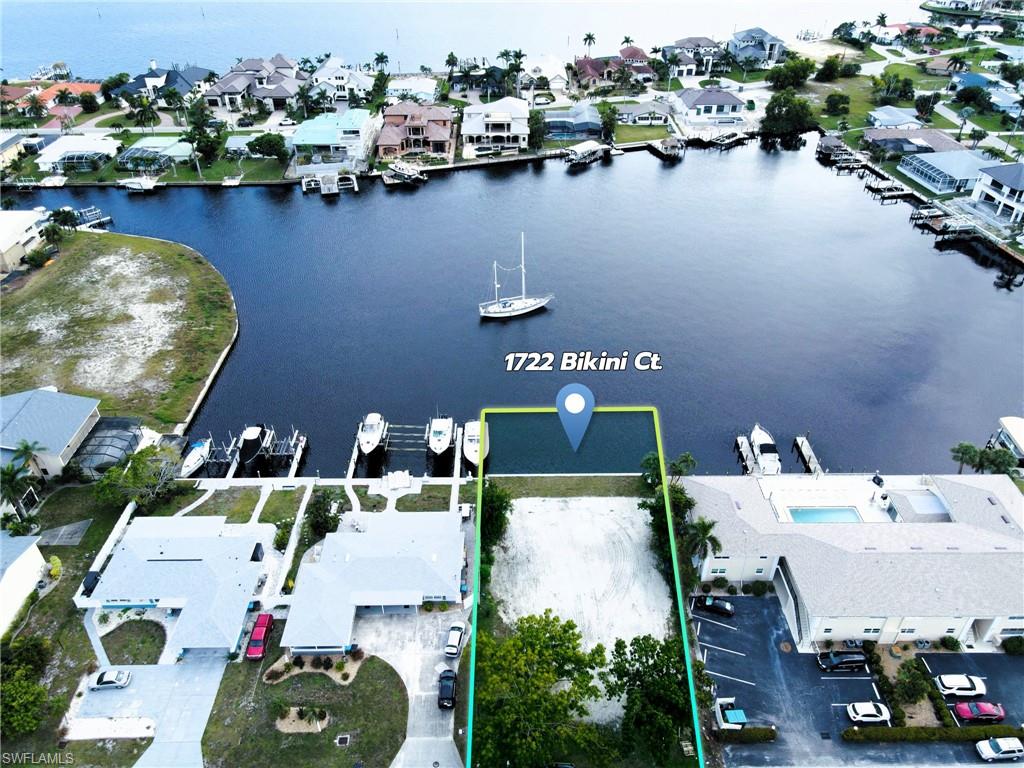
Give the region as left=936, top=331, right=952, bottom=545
left=479, top=233, right=554, bottom=319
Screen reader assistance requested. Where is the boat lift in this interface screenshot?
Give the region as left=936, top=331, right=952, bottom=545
left=204, top=425, right=306, bottom=478
left=792, top=433, right=825, bottom=475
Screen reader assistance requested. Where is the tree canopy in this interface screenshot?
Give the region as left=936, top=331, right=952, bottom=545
left=765, top=57, right=816, bottom=89
left=760, top=88, right=816, bottom=138
left=93, top=445, right=181, bottom=508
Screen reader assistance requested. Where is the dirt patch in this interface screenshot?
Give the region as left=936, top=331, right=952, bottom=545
left=275, top=707, right=331, bottom=733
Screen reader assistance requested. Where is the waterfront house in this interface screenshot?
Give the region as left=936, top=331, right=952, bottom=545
left=726, top=27, right=785, bottom=69
left=28, top=82, right=104, bottom=110
left=616, top=101, right=673, bottom=125
left=385, top=76, right=439, bottom=103
left=619, top=45, right=649, bottom=66
left=289, top=108, right=381, bottom=161
left=675, top=87, right=745, bottom=124
left=867, top=105, right=923, bottom=129
left=204, top=54, right=307, bottom=111
left=862, top=127, right=965, bottom=155
left=376, top=102, right=454, bottom=159
left=74, top=516, right=270, bottom=660
left=898, top=149, right=993, bottom=193
left=972, top=163, right=1024, bottom=223
left=308, top=56, right=373, bottom=102
left=0, top=210, right=48, bottom=272
left=0, top=531, right=45, bottom=636
left=948, top=70, right=1014, bottom=92
left=573, top=55, right=654, bottom=89
left=682, top=472, right=1024, bottom=651
left=34, top=134, right=120, bottom=173
left=662, top=36, right=721, bottom=75
left=117, top=135, right=195, bottom=170
left=542, top=103, right=602, bottom=138
left=519, top=54, right=571, bottom=92
left=0, top=132, right=24, bottom=169
left=461, top=96, right=530, bottom=150
left=281, top=512, right=463, bottom=656
left=113, top=61, right=215, bottom=107
left=868, top=23, right=943, bottom=45
left=451, top=66, right=507, bottom=97
left=0, top=386, right=100, bottom=477
left=989, top=88, right=1023, bottom=118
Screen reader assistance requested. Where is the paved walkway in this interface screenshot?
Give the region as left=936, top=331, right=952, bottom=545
left=83, top=608, right=111, bottom=667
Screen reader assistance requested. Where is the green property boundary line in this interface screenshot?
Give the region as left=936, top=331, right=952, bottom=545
left=465, top=404, right=706, bottom=768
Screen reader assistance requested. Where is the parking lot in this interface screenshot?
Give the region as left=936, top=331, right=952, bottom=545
left=694, top=596, right=1020, bottom=767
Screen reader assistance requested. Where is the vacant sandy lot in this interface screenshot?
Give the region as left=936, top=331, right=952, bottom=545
left=490, top=496, right=674, bottom=721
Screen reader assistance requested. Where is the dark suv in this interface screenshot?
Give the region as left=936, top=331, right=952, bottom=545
left=438, top=669, right=457, bottom=709
left=817, top=650, right=868, bottom=672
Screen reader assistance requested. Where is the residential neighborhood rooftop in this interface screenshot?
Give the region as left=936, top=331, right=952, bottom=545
left=0, top=387, right=100, bottom=467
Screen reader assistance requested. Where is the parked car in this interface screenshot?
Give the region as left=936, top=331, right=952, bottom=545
left=955, top=701, right=1005, bottom=723
left=236, top=116, right=255, bottom=127
left=694, top=596, right=735, bottom=617
left=279, top=117, right=297, bottom=126
left=976, top=737, right=1024, bottom=762
left=534, top=95, right=553, bottom=105
left=438, top=669, right=457, bottom=709
left=846, top=701, right=891, bottom=723
left=934, top=674, right=986, bottom=697
left=246, top=613, right=274, bottom=660
left=89, top=669, right=132, bottom=690
left=816, top=650, right=868, bottom=672
left=207, top=118, right=226, bottom=130
left=444, top=621, right=467, bottom=657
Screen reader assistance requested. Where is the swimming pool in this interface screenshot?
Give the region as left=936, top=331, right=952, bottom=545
left=788, top=506, right=862, bottom=523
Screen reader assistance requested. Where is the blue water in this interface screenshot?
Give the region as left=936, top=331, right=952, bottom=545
left=789, top=506, right=862, bottom=523
left=15, top=145, right=1024, bottom=477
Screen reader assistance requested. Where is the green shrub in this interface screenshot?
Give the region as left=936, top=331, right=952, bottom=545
left=824, top=639, right=834, bottom=649
left=265, top=668, right=284, bottom=682
left=310, top=656, right=323, bottom=670
left=335, top=659, right=346, bottom=672
left=751, top=580, right=769, bottom=597
left=939, top=635, right=961, bottom=652
left=349, top=648, right=365, bottom=661
left=24, top=250, right=49, bottom=269
left=842, top=725, right=1024, bottom=743
left=1002, top=636, right=1024, bottom=655
left=98, top=612, right=110, bottom=625
left=282, top=661, right=293, bottom=673
left=269, top=697, right=289, bottom=719
left=292, top=656, right=305, bottom=669
left=439, top=601, right=449, bottom=611
left=716, top=726, right=777, bottom=743
left=422, top=602, right=434, bottom=613
left=712, top=576, right=728, bottom=589
left=701, top=583, right=712, bottom=594
left=273, top=525, right=289, bottom=551
left=741, top=583, right=753, bottom=595
left=726, top=585, right=738, bottom=595
left=862, top=640, right=877, bottom=654
left=341, top=671, right=350, bottom=681
left=317, top=708, right=327, bottom=720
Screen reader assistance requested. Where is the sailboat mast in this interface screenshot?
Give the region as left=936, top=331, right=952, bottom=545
left=493, top=261, right=499, bottom=302
left=520, top=232, right=526, bottom=299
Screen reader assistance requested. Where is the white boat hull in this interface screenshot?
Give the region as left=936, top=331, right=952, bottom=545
left=428, top=417, right=454, bottom=455
left=479, top=294, right=553, bottom=319
left=180, top=439, right=211, bottom=477
left=358, top=413, right=388, bottom=454
left=750, top=423, right=782, bottom=475
left=462, top=421, right=489, bottom=466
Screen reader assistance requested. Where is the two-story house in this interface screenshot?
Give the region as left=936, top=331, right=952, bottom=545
left=289, top=108, right=382, bottom=161
left=972, top=162, right=1024, bottom=223
left=204, top=54, right=307, bottom=111
left=376, top=102, right=454, bottom=159
left=726, top=27, right=785, bottom=68
left=662, top=36, right=720, bottom=75
left=461, top=96, right=530, bottom=151
left=308, top=56, right=371, bottom=102
left=112, top=61, right=215, bottom=107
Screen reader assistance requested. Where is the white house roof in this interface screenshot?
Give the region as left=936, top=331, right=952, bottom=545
left=35, top=135, right=120, bottom=169
left=0, top=209, right=48, bottom=254
left=524, top=54, right=570, bottom=83
left=281, top=512, right=463, bottom=650
left=913, top=149, right=995, bottom=180
left=682, top=473, right=1024, bottom=620
left=386, top=76, right=438, bottom=98
left=869, top=105, right=922, bottom=127
left=464, top=96, right=529, bottom=119
left=0, top=530, right=41, bottom=582
left=0, top=387, right=99, bottom=457
left=131, top=135, right=194, bottom=161
left=87, top=516, right=265, bottom=652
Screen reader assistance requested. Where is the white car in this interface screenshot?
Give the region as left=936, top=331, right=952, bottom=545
left=934, top=674, right=986, bottom=697
left=846, top=701, right=891, bottom=723
left=279, top=117, right=297, bottom=126
left=89, top=669, right=132, bottom=691
left=534, top=95, right=553, bottom=105
left=976, top=737, right=1024, bottom=762
left=444, top=621, right=467, bottom=657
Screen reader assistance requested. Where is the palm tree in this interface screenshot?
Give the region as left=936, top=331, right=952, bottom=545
left=683, top=516, right=722, bottom=563
left=950, top=442, right=980, bottom=474
left=739, top=56, right=760, bottom=82
left=615, top=64, right=634, bottom=94
left=373, top=51, right=389, bottom=72
left=55, top=87, right=75, bottom=106
left=41, top=223, right=65, bottom=248
left=622, top=36, right=634, bottom=46
left=957, top=106, right=976, bottom=140
left=445, top=52, right=458, bottom=80
left=876, top=12, right=888, bottom=27
left=665, top=52, right=681, bottom=85
left=295, top=82, right=315, bottom=119
left=947, top=54, right=969, bottom=72
left=49, top=208, right=77, bottom=229
left=24, top=93, right=45, bottom=118
left=498, top=49, right=512, bottom=65
left=12, top=440, right=45, bottom=473
left=650, top=46, right=662, bottom=55
left=0, top=461, right=33, bottom=518
left=969, top=126, right=988, bottom=148
left=130, top=95, right=158, bottom=132
left=583, top=32, right=596, bottom=57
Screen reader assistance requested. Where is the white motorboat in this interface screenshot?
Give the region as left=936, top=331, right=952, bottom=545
left=750, top=423, right=781, bottom=475
left=564, top=140, right=605, bottom=166
left=427, top=416, right=454, bottom=455
left=238, top=425, right=272, bottom=468
left=180, top=438, right=211, bottom=477
left=358, top=413, right=389, bottom=454
left=479, top=233, right=554, bottom=320
left=462, top=420, right=489, bottom=467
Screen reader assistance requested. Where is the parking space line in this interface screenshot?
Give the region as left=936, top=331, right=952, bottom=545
left=703, top=648, right=708, bottom=663
left=696, top=621, right=701, bottom=637
left=822, top=676, right=872, bottom=681
left=950, top=710, right=961, bottom=728
left=699, top=616, right=739, bottom=631
left=872, top=683, right=880, bottom=699
left=920, top=657, right=931, bottom=673
left=702, top=642, right=746, bottom=657
left=707, top=670, right=757, bottom=687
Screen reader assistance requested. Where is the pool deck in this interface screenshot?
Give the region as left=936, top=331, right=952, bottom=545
left=761, top=474, right=946, bottom=524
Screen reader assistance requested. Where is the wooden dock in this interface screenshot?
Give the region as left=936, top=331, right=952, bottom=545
left=735, top=435, right=757, bottom=475
left=793, top=434, right=823, bottom=475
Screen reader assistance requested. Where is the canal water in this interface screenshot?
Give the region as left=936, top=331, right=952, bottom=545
left=26, top=145, right=1023, bottom=476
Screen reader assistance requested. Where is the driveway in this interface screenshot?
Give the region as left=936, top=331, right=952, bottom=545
left=75, top=651, right=226, bottom=768
left=695, top=596, right=989, bottom=766
left=351, top=609, right=469, bottom=768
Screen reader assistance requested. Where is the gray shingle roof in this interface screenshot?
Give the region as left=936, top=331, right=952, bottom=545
left=981, top=162, right=1024, bottom=190
left=0, top=387, right=99, bottom=456
left=678, top=87, right=745, bottom=108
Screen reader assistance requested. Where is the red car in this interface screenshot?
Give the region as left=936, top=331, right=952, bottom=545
left=245, top=613, right=274, bottom=660
left=955, top=701, right=1005, bottom=723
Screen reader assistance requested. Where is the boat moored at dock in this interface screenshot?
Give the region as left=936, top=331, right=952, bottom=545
left=462, top=419, right=489, bottom=467
left=749, top=423, right=782, bottom=475
left=427, top=415, right=454, bottom=455
left=238, top=424, right=273, bottom=468
left=180, top=438, right=212, bottom=477
left=564, top=140, right=607, bottom=167
left=358, top=413, right=389, bottom=454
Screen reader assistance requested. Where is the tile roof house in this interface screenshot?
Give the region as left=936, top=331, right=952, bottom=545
left=726, top=27, right=785, bottom=68
left=675, top=87, right=745, bottom=123
left=972, top=162, right=1024, bottom=223
left=0, top=387, right=100, bottom=477
left=376, top=102, right=454, bottom=159
left=204, top=54, right=307, bottom=111
left=74, top=516, right=270, bottom=660
left=462, top=96, right=531, bottom=150
left=281, top=512, right=464, bottom=655
left=867, top=105, right=923, bottom=129
left=898, top=149, right=995, bottom=193
left=572, top=55, right=653, bottom=88
left=682, top=473, right=1024, bottom=650
left=869, top=23, right=943, bottom=45
left=0, top=531, right=45, bottom=636
left=113, top=62, right=215, bottom=107
left=22, top=82, right=104, bottom=111
left=619, top=46, right=649, bottom=65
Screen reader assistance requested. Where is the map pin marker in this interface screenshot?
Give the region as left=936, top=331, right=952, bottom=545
left=556, top=383, right=595, bottom=452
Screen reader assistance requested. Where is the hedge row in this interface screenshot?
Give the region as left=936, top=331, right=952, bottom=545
left=843, top=725, right=1024, bottom=743
left=862, top=643, right=907, bottom=727
left=916, top=657, right=957, bottom=728
left=716, top=726, right=778, bottom=743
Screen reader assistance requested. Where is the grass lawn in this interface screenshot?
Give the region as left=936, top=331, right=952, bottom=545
left=653, top=77, right=684, bottom=91
left=927, top=112, right=958, bottom=129
left=880, top=159, right=960, bottom=201
left=168, top=157, right=286, bottom=182
left=0, top=486, right=153, bottom=764
left=459, top=483, right=476, bottom=504
left=339, top=486, right=387, bottom=513
left=886, top=48, right=905, bottom=57
left=491, top=474, right=647, bottom=499
left=444, top=97, right=469, bottom=108
left=807, top=77, right=879, bottom=130
left=187, top=487, right=262, bottom=523
left=138, top=483, right=206, bottom=516
left=259, top=489, right=303, bottom=525
left=454, top=648, right=471, bottom=762
left=0, top=231, right=236, bottom=428
left=958, top=108, right=1011, bottom=133
left=1015, top=477, right=1024, bottom=494
left=202, top=623, right=407, bottom=768
left=94, top=111, right=156, bottom=129
left=395, top=483, right=453, bottom=511
left=614, top=123, right=670, bottom=142
left=882, top=63, right=951, bottom=91
left=721, top=65, right=768, bottom=82
left=72, top=101, right=122, bottom=126
left=101, top=619, right=166, bottom=665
